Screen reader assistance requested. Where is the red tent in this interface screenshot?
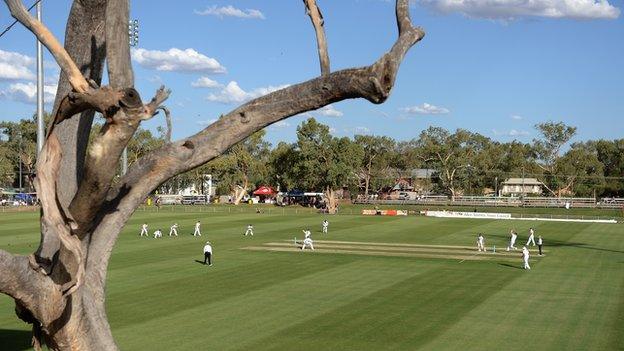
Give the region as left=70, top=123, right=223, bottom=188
left=253, top=186, right=276, bottom=196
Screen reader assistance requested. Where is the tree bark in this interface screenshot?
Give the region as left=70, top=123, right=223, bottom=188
left=0, top=1, right=424, bottom=349
left=324, top=188, right=338, bottom=214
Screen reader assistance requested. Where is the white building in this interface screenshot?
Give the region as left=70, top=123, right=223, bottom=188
left=500, top=178, right=543, bottom=196
left=178, top=174, right=214, bottom=199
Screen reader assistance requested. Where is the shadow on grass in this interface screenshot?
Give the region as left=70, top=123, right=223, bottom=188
left=194, top=260, right=206, bottom=265
left=0, top=329, right=32, bottom=351
left=541, top=240, right=624, bottom=254
left=498, top=263, right=523, bottom=270
left=487, top=233, right=624, bottom=254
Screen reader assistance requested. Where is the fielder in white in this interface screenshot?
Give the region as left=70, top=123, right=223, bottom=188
left=169, top=223, right=179, bottom=237
left=193, top=221, right=202, bottom=236
left=140, top=223, right=149, bottom=237
left=507, top=230, right=518, bottom=251
left=526, top=228, right=536, bottom=246
left=153, top=229, right=163, bottom=238
left=303, top=229, right=311, bottom=239
left=245, top=224, right=254, bottom=236
left=301, top=237, right=314, bottom=251
left=522, top=246, right=531, bottom=270
left=477, top=233, right=486, bottom=252
left=322, top=220, right=329, bottom=234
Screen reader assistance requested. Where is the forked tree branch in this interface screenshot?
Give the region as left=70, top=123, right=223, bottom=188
left=0, top=249, right=24, bottom=299
left=304, top=0, right=330, bottom=75
left=0, top=249, right=62, bottom=323
left=68, top=87, right=170, bottom=230
left=85, top=0, right=424, bottom=286
left=4, top=0, right=113, bottom=297
left=33, top=132, right=84, bottom=295
left=158, top=106, right=173, bottom=142
left=4, top=0, right=89, bottom=92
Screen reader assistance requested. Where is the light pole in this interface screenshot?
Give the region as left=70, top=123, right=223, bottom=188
left=36, top=1, right=44, bottom=155
left=18, top=130, right=22, bottom=191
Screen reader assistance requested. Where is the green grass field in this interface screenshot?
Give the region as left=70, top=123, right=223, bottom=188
left=1, top=208, right=623, bottom=350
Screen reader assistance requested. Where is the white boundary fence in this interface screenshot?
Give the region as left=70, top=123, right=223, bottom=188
left=354, top=196, right=624, bottom=209
left=423, top=210, right=617, bottom=224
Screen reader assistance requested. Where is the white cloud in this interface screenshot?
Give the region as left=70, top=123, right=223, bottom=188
left=415, top=0, right=620, bottom=20
left=0, top=82, right=58, bottom=104
left=266, top=120, right=292, bottom=131
left=131, top=48, right=226, bottom=74
left=354, top=126, right=371, bottom=134
left=401, top=103, right=450, bottom=115
left=511, top=115, right=523, bottom=120
left=0, top=50, right=36, bottom=81
left=194, top=5, right=265, bottom=19
left=206, top=81, right=289, bottom=104
left=316, top=105, right=344, bottom=117
left=493, top=128, right=530, bottom=137
left=192, top=76, right=222, bottom=88
left=274, top=121, right=291, bottom=128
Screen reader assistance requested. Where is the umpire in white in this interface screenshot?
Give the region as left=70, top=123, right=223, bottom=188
left=203, top=241, right=213, bottom=266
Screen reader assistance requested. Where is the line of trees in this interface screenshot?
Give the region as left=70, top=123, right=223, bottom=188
left=2, top=116, right=622, bottom=199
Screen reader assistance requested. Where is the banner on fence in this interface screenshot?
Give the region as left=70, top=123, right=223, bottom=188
left=362, top=209, right=408, bottom=216
left=424, top=210, right=512, bottom=219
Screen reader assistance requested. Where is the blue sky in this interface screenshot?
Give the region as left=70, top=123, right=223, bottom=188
left=1, top=0, right=623, bottom=146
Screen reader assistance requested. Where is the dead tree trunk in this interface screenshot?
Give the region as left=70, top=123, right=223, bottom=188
left=0, top=0, right=424, bottom=349
left=324, top=187, right=339, bottom=214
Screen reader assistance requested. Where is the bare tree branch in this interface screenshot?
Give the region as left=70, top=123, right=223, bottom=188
left=0, top=249, right=24, bottom=298
left=4, top=0, right=89, bottom=92
left=86, top=0, right=424, bottom=283
left=33, top=132, right=84, bottom=295
left=0, top=250, right=60, bottom=321
left=158, top=106, right=173, bottom=142
left=68, top=87, right=170, bottom=229
left=51, top=0, right=107, bottom=211
left=304, top=0, right=330, bottom=75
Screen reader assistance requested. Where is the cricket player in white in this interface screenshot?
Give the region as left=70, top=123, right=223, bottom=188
left=526, top=228, right=536, bottom=246
left=537, top=235, right=544, bottom=256
left=303, top=229, right=311, bottom=239
left=301, top=237, right=314, bottom=251
left=507, top=230, right=518, bottom=251
left=140, top=223, right=149, bottom=237
left=193, top=221, right=202, bottom=236
left=477, top=233, right=486, bottom=252
left=153, top=229, right=163, bottom=238
left=245, top=224, right=254, bottom=236
left=522, top=246, right=531, bottom=270
left=322, top=220, right=329, bottom=234
left=169, top=223, right=179, bottom=237
left=203, top=241, right=213, bottom=266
